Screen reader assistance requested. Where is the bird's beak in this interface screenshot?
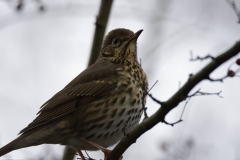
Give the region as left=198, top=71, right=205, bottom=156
left=127, top=29, right=143, bottom=42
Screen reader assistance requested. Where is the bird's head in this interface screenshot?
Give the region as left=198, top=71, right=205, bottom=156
left=98, top=28, right=143, bottom=64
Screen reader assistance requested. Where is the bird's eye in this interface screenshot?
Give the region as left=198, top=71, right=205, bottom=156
left=112, top=38, right=120, bottom=45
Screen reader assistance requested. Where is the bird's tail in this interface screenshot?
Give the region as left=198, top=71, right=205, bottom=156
left=0, top=136, right=23, bottom=157
left=0, top=125, right=57, bottom=157
left=0, top=131, right=38, bottom=157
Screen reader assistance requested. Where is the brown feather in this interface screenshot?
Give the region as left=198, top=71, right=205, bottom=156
left=19, top=61, right=120, bottom=134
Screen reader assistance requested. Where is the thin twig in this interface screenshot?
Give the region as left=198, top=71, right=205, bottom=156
left=143, top=106, right=148, bottom=119
left=190, top=51, right=215, bottom=61
left=208, top=75, right=228, bottom=82
left=226, top=0, right=240, bottom=23
left=148, top=80, right=158, bottom=93
left=142, top=103, right=148, bottom=119
left=164, top=89, right=222, bottom=127
left=188, top=89, right=223, bottom=98
left=207, top=59, right=240, bottom=81
left=180, top=97, right=191, bottom=120
left=162, top=119, right=183, bottom=126
left=148, top=94, right=162, bottom=105
left=84, top=150, right=94, bottom=160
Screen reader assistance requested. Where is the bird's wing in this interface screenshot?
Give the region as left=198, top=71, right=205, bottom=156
left=19, top=61, right=121, bottom=134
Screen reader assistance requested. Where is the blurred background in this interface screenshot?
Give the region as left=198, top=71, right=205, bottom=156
left=0, top=0, right=240, bottom=160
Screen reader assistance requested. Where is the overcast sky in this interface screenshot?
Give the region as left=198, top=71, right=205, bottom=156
left=0, top=0, right=240, bottom=160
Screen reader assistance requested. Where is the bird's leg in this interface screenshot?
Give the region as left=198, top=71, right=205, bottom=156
left=80, top=138, right=123, bottom=160
left=77, top=150, right=86, bottom=160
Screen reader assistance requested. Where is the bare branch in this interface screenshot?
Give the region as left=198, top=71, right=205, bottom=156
left=149, top=88, right=222, bottom=128
left=207, top=68, right=240, bottom=82
left=180, top=96, right=191, bottom=120
left=148, top=94, right=162, bottom=105
left=162, top=119, right=183, bottom=127
left=226, top=0, right=240, bottom=23
left=188, top=89, right=223, bottom=98
left=84, top=150, right=94, bottom=160
left=142, top=106, right=149, bottom=119
left=142, top=80, right=159, bottom=119
left=107, top=41, right=240, bottom=160
left=87, top=0, right=114, bottom=66
left=208, top=75, right=228, bottom=82
left=207, top=58, right=240, bottom=82
left=190, top=51, right=215, bottom=61
left=148, top=80, right=158, bottom=93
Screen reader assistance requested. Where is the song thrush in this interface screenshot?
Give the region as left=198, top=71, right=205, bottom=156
left=0, top=28, right=148, bottom=160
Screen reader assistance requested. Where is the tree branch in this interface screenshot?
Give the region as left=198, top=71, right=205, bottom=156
left=190, top=51, right=215, bottom=61
left=87, top=0, right=114, bottom=66
left=226, top=0, right=240, bottom=23
left=107, top=40, right=240, bottom=160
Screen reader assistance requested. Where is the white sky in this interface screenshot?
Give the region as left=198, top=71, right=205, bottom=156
left=0, top=0, right=240, bottom=160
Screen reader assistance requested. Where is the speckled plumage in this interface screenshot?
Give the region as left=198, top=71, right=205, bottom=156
left=0, top=28, right=148, bottom=157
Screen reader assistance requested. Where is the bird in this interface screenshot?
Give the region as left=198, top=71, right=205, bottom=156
left=0, top=28, right=148, bottom=160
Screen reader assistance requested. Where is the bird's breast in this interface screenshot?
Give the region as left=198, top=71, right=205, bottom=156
left=65, top=64, right=148, bottom=150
